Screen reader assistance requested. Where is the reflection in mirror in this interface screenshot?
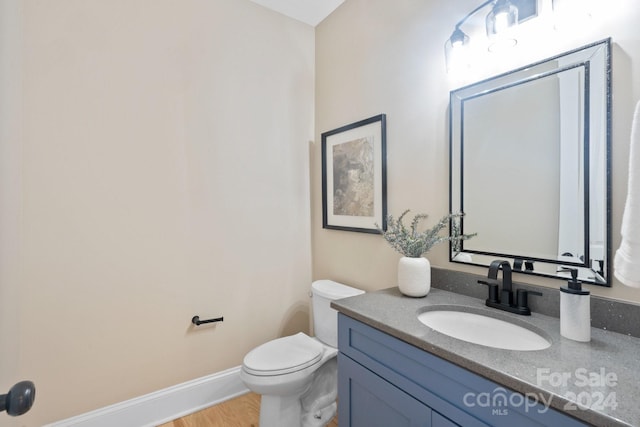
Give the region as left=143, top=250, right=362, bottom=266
left=449, top=39, right=611, bottom=286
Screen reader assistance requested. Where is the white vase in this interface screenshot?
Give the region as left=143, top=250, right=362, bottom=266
left=397, top=256, right=431, bottom=297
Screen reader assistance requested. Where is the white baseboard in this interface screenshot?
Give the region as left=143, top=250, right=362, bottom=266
left=44, top=366, right=249, bottom=427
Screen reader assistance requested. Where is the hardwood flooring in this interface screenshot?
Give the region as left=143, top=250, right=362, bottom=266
left=157, top=392, right=338, bottom=427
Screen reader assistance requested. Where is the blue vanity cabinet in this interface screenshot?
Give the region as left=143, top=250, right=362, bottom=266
left=337, top=314, right=587, bottom=427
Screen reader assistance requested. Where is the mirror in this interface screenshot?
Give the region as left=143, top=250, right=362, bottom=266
left=449, top=39, right=611, bottom=286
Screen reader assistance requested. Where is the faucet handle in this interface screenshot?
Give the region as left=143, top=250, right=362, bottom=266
left=478, top=280, right=500, bottom=304
left=516, top=289, right=542, bottom=313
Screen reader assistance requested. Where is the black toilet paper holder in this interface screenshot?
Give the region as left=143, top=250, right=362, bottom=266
left=191, top=315, right=224, bottom=326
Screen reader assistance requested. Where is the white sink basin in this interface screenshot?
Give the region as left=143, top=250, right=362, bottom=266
left=417, top=308, right=551, bottom=351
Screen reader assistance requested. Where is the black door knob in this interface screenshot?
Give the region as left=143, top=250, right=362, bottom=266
left=0, top=380, right=36, bottom=416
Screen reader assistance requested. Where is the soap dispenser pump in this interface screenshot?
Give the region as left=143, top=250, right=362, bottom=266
left=560, top=269, right=591, bottom=342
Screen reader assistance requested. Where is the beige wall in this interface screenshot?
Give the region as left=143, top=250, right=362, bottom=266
left=313, top=0, right=640, bottom=302
left=1, top=0, right=314, bottom=425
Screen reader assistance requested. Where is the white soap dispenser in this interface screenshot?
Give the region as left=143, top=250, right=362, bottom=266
left=560, top=269, right=591, bottom=342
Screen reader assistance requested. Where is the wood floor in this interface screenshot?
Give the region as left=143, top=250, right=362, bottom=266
left=157, top=392, right=339, bottom=427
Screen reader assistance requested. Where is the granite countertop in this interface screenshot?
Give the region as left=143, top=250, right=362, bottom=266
left=331, top=287, right=640, bottom=427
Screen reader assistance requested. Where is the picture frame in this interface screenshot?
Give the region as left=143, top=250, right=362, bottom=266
left=321, top=114, right=387, bottom=233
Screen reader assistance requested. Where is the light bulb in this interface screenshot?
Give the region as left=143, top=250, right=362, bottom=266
left=486, top=0, right=519, bottom=37
left=493, top=11, right=511, bottom=33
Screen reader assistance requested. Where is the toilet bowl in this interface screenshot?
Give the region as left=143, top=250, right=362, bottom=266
left=240, top=280, right=364, bottom=427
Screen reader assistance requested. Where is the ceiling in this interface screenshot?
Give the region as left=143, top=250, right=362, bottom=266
left=249, top=0, right=345, bottom=26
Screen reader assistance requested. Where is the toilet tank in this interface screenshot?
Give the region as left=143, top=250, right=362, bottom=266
left=312, top=280, right=365, bottom=347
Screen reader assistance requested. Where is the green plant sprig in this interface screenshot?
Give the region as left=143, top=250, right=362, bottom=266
left=376, top=210, right=476, bottom=258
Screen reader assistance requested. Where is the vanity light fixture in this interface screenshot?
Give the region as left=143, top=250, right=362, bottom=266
left=445, top=0, right=536, bottom=71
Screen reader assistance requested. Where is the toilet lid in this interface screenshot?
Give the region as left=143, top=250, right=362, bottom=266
left=243, top=332, right=324, bottom=376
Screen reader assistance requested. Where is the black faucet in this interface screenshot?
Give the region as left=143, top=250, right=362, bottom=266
left=478, top=260, right=541, bottom=315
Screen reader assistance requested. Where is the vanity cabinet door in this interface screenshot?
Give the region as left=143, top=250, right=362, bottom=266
left=339, top=353, right=434, bottom=427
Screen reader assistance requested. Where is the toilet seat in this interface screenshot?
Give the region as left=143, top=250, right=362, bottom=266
left=243, top=332, right=324, bottom=376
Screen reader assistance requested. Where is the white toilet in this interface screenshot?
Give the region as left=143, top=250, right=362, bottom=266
left=240, top=280, right=364, bottom=427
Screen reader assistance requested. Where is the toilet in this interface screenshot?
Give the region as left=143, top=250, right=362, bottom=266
left=240, top=280, right=364, bottom=427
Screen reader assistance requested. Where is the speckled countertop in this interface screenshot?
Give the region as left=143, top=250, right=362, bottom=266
left=331, top=287, right=640, bottom=427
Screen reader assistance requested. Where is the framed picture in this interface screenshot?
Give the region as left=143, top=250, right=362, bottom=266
left=321, top=114, right=387, bottom=233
